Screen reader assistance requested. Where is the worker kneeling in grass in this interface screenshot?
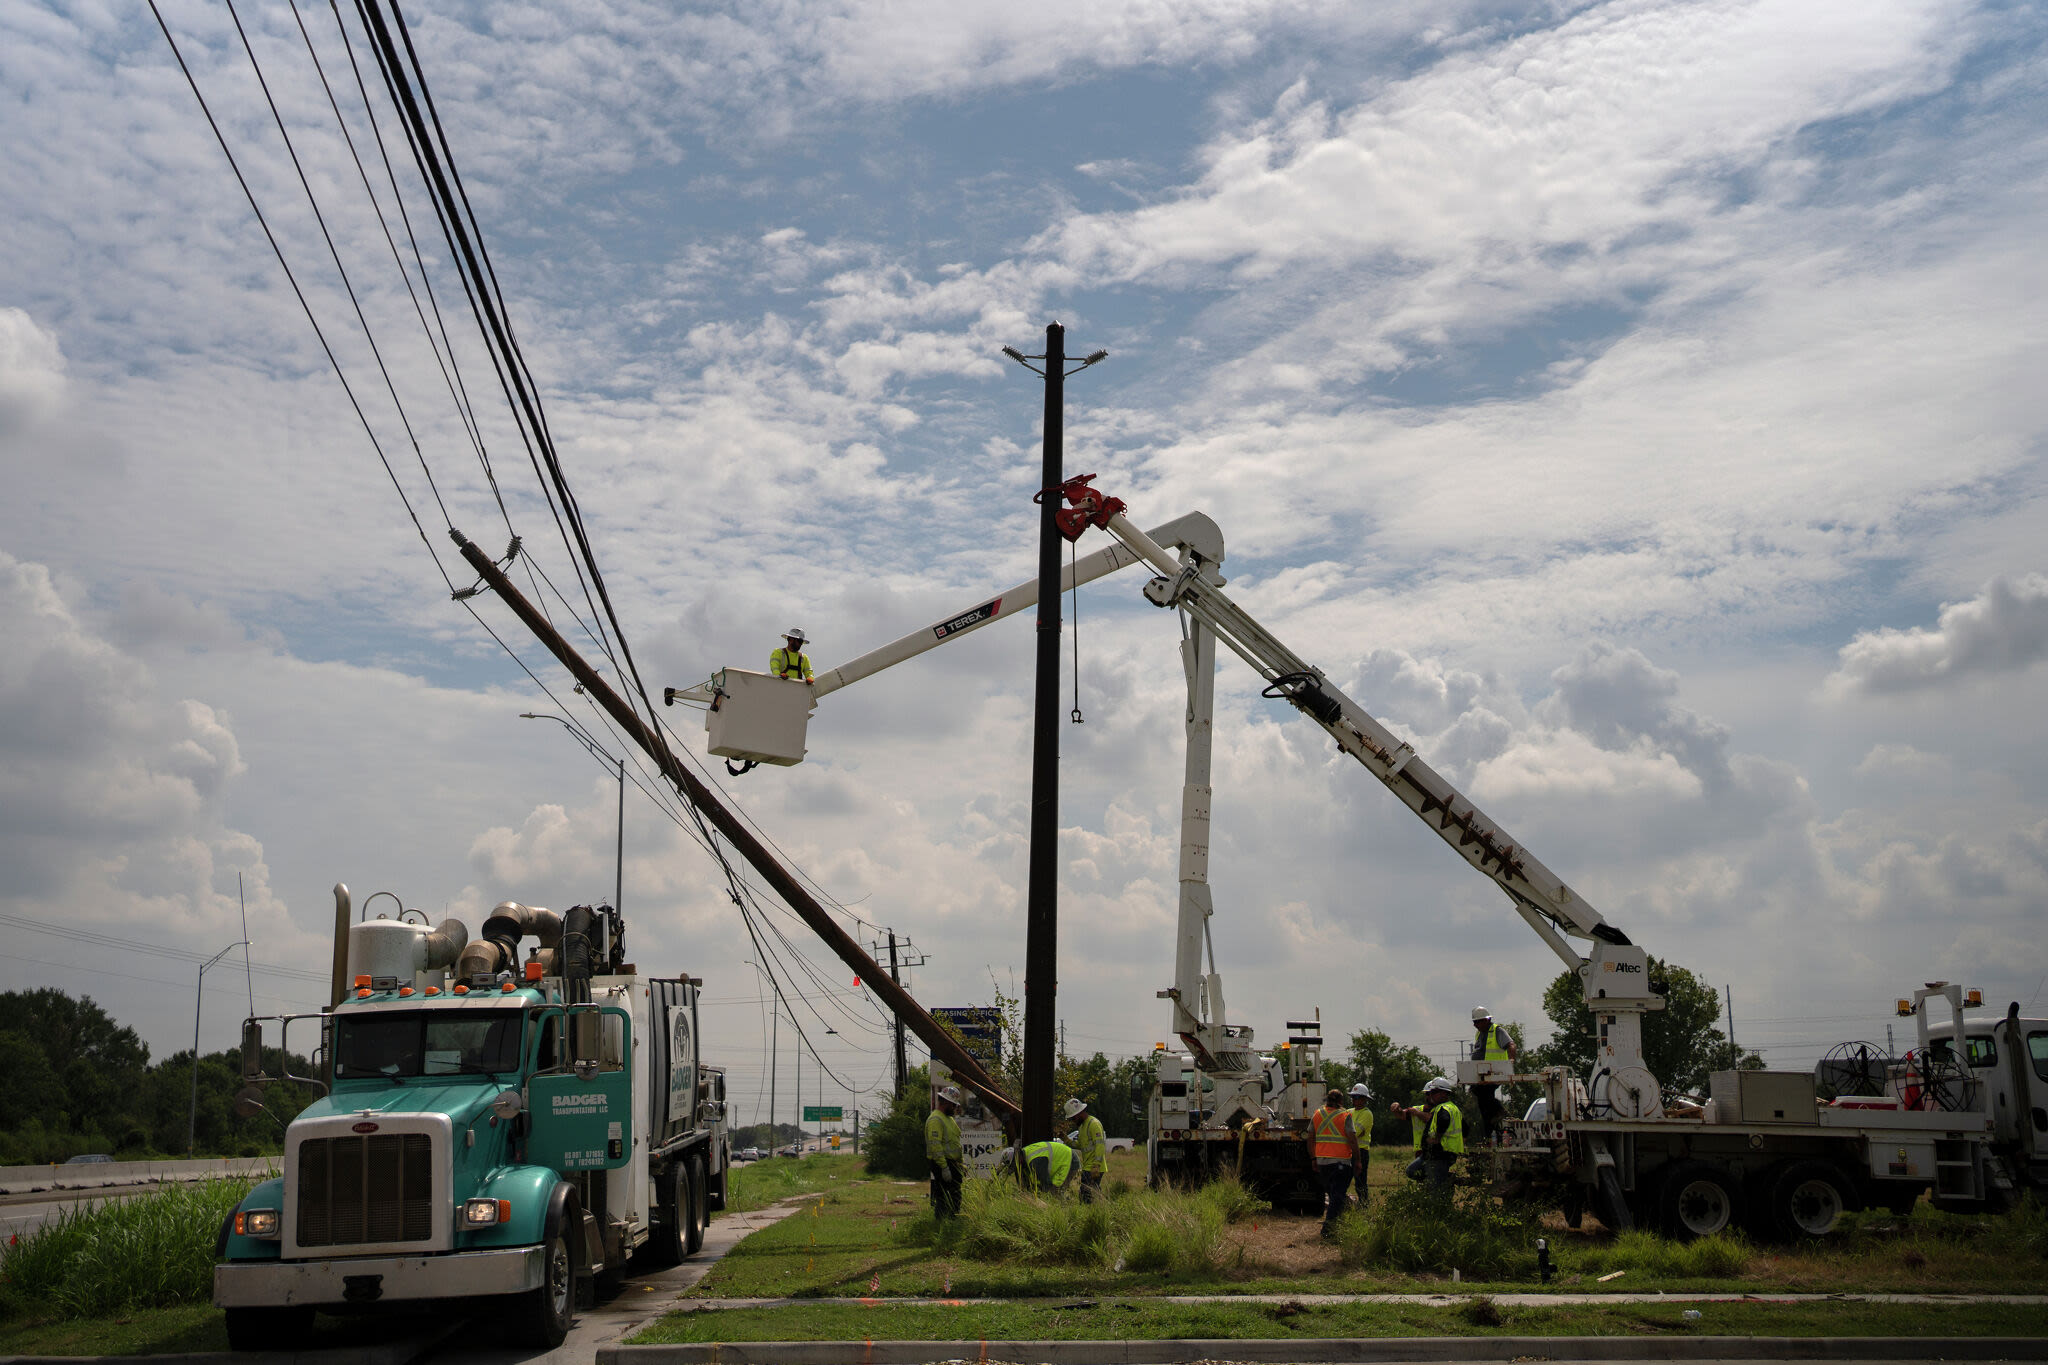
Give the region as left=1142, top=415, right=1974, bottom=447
left=1003, top=1138, right=1080, bottom=1195
left=1395, top=1076, right=1464, bottom=1192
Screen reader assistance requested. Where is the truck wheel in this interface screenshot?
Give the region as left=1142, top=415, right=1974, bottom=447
left=224, top=1305, right=313, bottom=1351
left=1657, top=1161, right=1739, bottom=1240
left=514, top=1230, right=575, bottom=1348
left=684, top=1159, right=707, bottom=1256
left=1765, top=1160, right=1856, bottom=1240
left=646, top=1163, right=688, bottom=1266
left=1593, top=1165, right=1633, bottom=1232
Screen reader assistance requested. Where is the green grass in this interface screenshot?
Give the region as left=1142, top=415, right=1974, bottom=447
left=899, top=1175, right=1262, bottom=1276
left=723, top=1154, right=869, bottom=1213
left=633, top=1297, right=2048, bottom=1344
left=0, top=1176, right=260, bottom=1320
left=1332, top=1182, right=1542, bottom=1279
left=689, top=1150, right=2048, bottom=1300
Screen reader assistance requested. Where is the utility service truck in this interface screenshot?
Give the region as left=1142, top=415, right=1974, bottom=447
left=215, top=888, right=728, bottom=1349
left=664, top=473, right=2046, bottom=1237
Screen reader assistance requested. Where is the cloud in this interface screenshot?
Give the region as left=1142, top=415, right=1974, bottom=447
left=1827, top=574, right=2048, bottom=695
left=0, top=307, right=65, bottom=435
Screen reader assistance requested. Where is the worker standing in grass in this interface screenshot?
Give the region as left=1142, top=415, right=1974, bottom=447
left=1470, top=1006, right=1518, bottom=1141
left=1396, top=1076, right=1464, bottom=1192
left=770, top=627, right=814, bottom=682
left=1307, top=1087, right=1356, bottom=1237
left=1066, top=1097, right=1108, bottom=1202
left=1347, top=1082, right=1375, bottom=1208
left=926, top=1085, right=965, bottom=1218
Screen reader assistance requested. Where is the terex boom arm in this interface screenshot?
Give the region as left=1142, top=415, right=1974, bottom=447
left=1054, top=480, right=1667, bottom=1117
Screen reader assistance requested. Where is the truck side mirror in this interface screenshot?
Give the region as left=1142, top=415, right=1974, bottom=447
left=241, top=1020, right=264, bottom=1080
left=233, top=1084, right=268, bottom=1119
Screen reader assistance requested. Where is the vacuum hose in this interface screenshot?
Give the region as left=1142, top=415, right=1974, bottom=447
left=454, top=901, right=562, bottom=980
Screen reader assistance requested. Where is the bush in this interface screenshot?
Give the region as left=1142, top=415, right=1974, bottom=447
left=1571, top=1229, right=1749, bottom=1280
left=1333, top=1181, right=1542, bottom=1279
left=0, top=1176, right=256, bottom=1320
left=903, top=1174, right=1264, bottom=1277
left=861, top=1070, right=932, bottom=1181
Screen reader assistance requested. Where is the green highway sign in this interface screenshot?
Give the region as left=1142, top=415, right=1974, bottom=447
left=802, top=1105, right=842, bottom=1122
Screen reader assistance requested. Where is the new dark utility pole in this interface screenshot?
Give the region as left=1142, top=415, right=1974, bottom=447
left=1002, top=323, right=1107, bottom=1145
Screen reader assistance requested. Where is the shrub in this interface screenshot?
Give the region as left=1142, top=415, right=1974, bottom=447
left=1334, top=1181, right=1542, bottom=1279
left=1571, top=1229, right=1749, bottom=1280
left=902, top=1175, right=1262, bottom=1277
left=0, top=1176, right=256, bottom=1320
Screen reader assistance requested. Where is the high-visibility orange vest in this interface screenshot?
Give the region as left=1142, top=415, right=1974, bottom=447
left=1310, top=1106, right=1353, bottom=1160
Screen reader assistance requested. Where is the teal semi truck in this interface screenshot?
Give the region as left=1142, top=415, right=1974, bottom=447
left=215, top=887, right=728, bottom=1350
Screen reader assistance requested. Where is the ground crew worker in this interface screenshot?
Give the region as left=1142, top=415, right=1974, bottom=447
left=925, top=1085, right=965, bottom=1218
left=1307, top=1087, right=1356, bottom=1237
left=1006, top=1138, right=1078, bottom=1194
left=770, top=628, right=814, bottom=682
left=1347, top=1082, right=1375, bottom=1207
left=1470, top=1006, right=1518, bottom=1141
left=1066, top=1097, right=1108, bottom=1202
left=1395, top=1077, right=1464, bottom=1192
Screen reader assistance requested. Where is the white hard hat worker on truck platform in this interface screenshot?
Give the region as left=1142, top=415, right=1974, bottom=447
left=771, top=627, right=814, bottom=683
left=1470, top=1006, right=1518, bottom=1141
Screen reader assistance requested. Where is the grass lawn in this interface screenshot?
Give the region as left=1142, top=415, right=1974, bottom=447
left=0, top=1304, right=434, bottom=1358
left=633, top=1297, right=2048, bottom=1344
left=695, top=1148, right=2048, bottom=1301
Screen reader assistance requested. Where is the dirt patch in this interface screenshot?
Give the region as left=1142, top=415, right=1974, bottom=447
left=1225, top=1210, right=1346, bottom=1274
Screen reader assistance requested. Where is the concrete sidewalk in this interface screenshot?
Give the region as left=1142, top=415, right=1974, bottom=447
left=599, top=1338, right=2048, bottom=1365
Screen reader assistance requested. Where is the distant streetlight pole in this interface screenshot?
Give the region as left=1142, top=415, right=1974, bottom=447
left=1000, top=323, right=1108, bottom=1146
left=519, top=712, right=626, bottom=914
left=190, top=939, right=250, bottom=1154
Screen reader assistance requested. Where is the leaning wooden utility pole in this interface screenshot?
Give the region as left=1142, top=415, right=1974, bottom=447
left=452, top=530, right=1020, bottom=1123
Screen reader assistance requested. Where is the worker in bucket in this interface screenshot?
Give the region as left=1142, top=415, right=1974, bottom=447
left=926, top=1085, right=965, bottom=1218
left=1307, top=1087, right=1357, bottom=1237
left=1065, top=1097, right=1108, bottom=1202
left=1396, top=1077, right=1465, bottom=1192
left=770, top=627, right=814, bottom=682
left=1347, top=1081, right=1375, bottom=1207
left=1470, top=1006, right=1518, bottom=1141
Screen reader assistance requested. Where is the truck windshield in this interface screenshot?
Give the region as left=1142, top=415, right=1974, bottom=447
left=335, top=1011, right=524, bottom=1080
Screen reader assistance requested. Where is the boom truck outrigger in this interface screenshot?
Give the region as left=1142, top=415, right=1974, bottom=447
left=665, top=475, right=2048, bottom=1235
left=216, top=889, right=727, bottom=1350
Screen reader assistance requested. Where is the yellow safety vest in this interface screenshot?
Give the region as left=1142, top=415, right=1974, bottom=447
left=925, top=1108, right=961, bottom=1163
left=1310, top=1106, right=1354, bottom=1160
left=1350, top=1104, right=1374, bottom=1151
left=1022, top=1140, right=1073, bottom=1190
left=1076, top=1115, right=1108, bottom=1173
left=770, top=647, right=813, bottom=680
left=1480, top=1024, right=1512, bottom=1062
left=1430, top=1100, right=1465, bottom=1155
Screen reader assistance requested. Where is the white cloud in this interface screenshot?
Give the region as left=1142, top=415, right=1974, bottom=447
left=1827, top=574, right=2048, bottom=695
left=0, top=307, right=65, bottom=434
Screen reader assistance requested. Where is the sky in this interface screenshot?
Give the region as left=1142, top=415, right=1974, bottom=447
left=2, top=0, right=2045, bottom=1129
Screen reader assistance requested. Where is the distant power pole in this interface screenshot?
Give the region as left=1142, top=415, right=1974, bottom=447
left=889, top=932, right=907, bottom=1100
left=872, top=931, right=926, bottom=1101
left=1725, top=985, right=1738, bottom=1058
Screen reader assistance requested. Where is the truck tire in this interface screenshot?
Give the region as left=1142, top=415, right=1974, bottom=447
left=1763, top=1160, right=1857, bottom=1240
left=1657, top=1161, right=1739, bottom=1240
left=224, top=1305, right=313, bottom=1351
left=513, top=1229, right=575, bottom=1348
left=646, top=1162, right=688, bottom=1266
left=684, top=1158, right=706, bottom=1256
left=1593, top=1164, right=1633, bottom=1232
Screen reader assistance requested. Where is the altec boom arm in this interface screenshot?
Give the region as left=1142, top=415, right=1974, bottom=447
left=1048, top=478, right=1666, bottom=1117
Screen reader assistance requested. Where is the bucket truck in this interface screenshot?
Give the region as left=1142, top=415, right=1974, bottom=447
left=1035, top=475, right=2046, bottom=1238
left=213, top=889, right=729, bottom=1349
left=663, top=514, right=1334, bottom=1210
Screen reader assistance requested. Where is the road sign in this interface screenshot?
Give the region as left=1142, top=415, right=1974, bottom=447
left=802, top=1105, right=842, bottom=1122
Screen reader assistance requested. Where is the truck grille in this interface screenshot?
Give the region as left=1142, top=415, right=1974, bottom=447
left=295, top=1133, right=434, bottom=1247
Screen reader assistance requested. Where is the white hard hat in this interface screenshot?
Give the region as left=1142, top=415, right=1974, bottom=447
left=1063, top=1097, right=1088, bottom=1119
left=1472, top=1006, right=1491, bottom=1021
left=937, top=1085, right=963, bottom=1105
left=1425, top=1075, right=1455, bottom=1094
left=1349, top=1082, right=1372, bottom=1099
left=785, top=627, right=808, bottom=643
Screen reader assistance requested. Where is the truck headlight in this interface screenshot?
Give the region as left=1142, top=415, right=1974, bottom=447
left=235, top=1208, right=281, bottom=1239
left=463, top=1198, right=512, bottom=1226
